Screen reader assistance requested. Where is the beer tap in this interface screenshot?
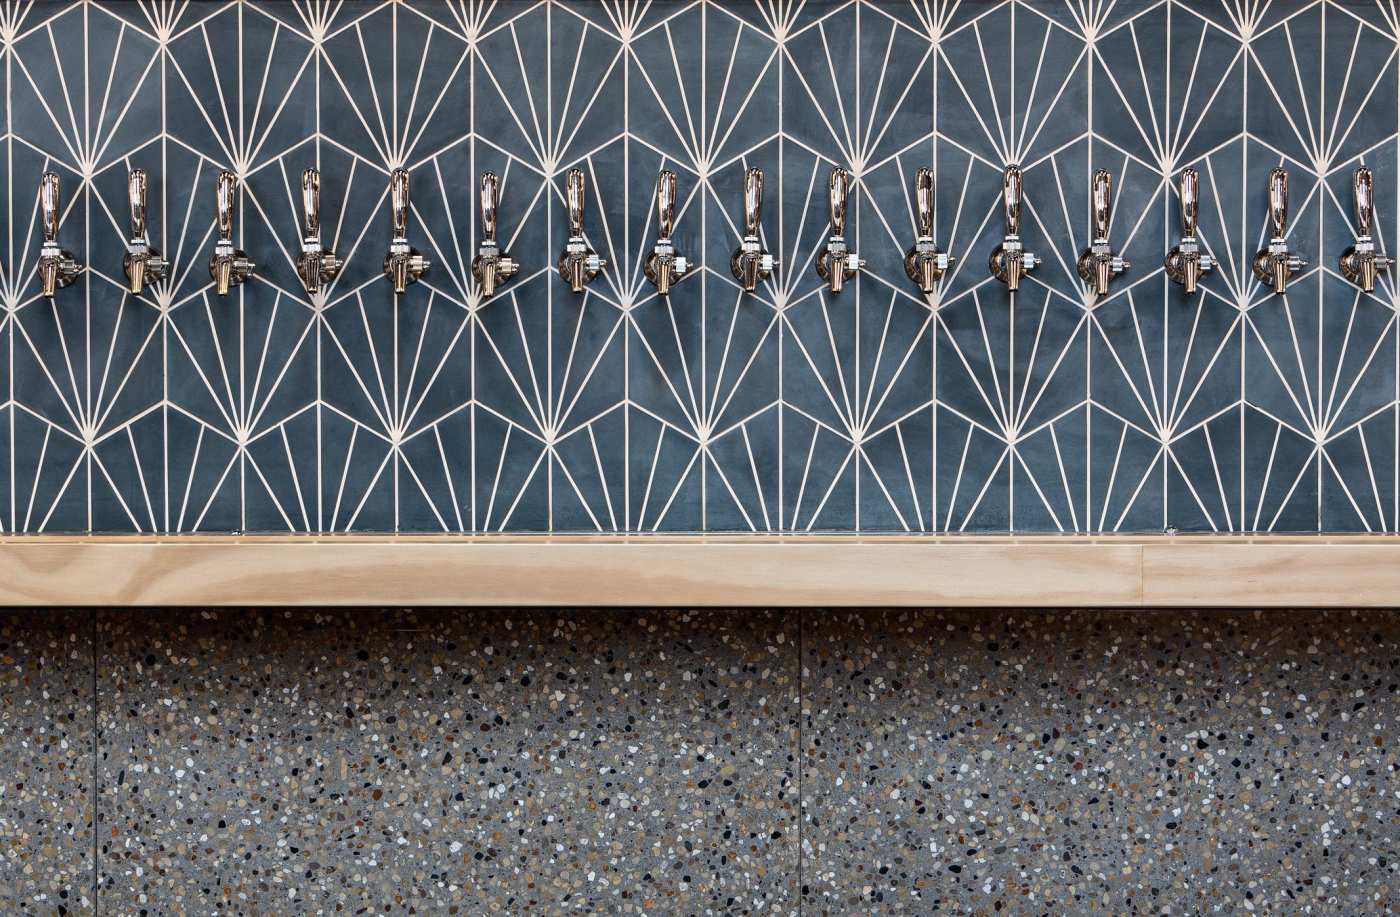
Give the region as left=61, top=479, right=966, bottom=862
left=557, top=168, right=605, bottom=293
left=382, top=168, right=429, bottom=294
left=644, top=169, right=689, bottom=296
left=988, top=164, right=1039, bottom=292
left=815, top=167, right=863, bottom=293
left=730, top=167, right=776, bottom=292
left=471, top=171, right=518, bottom=299
left=903, top=167, right=953, bottom=293
left=1252, top=167, right=1307, bottom=295
left=296, top=168, right=340, bottom=295
left=36, top=172, right=83, bottom=298
left=1165, top=167, right=1213, bottom=295
left=1077, top=168, right=1129, bottom=297
left=208, top=170, right=254, bottom=296
left=1339, top=166, right=1392, bottom=293
left=123, top=169, right=166, bottom=295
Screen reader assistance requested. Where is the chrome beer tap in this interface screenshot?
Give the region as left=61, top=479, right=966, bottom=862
left=815, top=167, right=863, bottom=293
left=1252, top=167, right=1306, bottom=295
left=296, top=168, right=340, bottom=295
left=1339, top=166, right=1391, bottom=293
left=904, top=167, right=953, bottom=293
left=1077, top=168, right=1129, bottom=297
left=1165, top=167, right=1213, bottom=295
left=988, top=164, right=1039, bottom=292
left=382, top=168, right=429, bottom=294
left=644, top=169, right=689, bottom=296
left=730, top=167, right=776, bottom=292
left=471, top=171, right=517, bottom=299
left=557, top=168, right=605, bottom=293
left=36, top=172, right=82, bottom=298
left=123, top=169, right=166, bottom=295
left=208, top=170, right=254, bottom=296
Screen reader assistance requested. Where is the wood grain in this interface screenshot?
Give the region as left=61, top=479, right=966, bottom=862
left=1142, top=543, right=1400, bottom=607
left=0, top=535, right=1396, bottom=607
left=0, top=538, right=1140, bottom=607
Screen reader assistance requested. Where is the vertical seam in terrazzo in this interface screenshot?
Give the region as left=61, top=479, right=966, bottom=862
left=797, top=607, right=804, bottom=915
left=91, top=608, right=98, bottom=915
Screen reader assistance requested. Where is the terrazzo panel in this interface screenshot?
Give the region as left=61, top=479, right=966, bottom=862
left=0, top=609, right=94, bottom=914
left=94, top=608, right=800, bottom=913
left=0, top=608, right=1395, bottom=911
left=801, top=609, right=1400, bottom=913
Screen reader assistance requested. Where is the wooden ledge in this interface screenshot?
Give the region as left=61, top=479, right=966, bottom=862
left=0, top=534, right=1398, bottom=607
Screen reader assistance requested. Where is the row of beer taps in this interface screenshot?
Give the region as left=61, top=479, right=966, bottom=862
left=32, top=161, right=1391, bottom=301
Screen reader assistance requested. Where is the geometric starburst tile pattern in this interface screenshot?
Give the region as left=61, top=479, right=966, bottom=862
left=3, top=0, right=1398, bottom=532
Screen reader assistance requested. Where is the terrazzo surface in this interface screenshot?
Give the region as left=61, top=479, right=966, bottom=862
left=0, top=608, right=1394, bottom=913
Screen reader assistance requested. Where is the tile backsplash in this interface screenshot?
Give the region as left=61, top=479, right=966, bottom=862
left=3, top=0, right=1399, bottom=533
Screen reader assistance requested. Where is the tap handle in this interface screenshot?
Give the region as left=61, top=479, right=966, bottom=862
left=655, top=169, right=677, bottom=240
left=216, top=170, right=237, bottom=241
left=566, top=168, right=586, bottom=237
left=41, top=171, right=60, bottom=243
left=1091, top=169, right=1112, bottom=240
left=828, top=167, right=849, bottom=235
left=1267, top=167, right=1288, bottom=237
left=128, top=169, right=148, bottom=239
left=390, top=168, right=410, bottom=240
left=1003, top=164, right=1023, bottom=236
left=914, top=167, right=934, bottom=237
left=480, top=171, right=499, bottom=243
left=744, top=168, right=763, bottom=237
left=1179, top=168, right=1199, bottom=237
left=1353, top=166, right=1374, bottom=237
left=302, top=168, right=321, bottom=240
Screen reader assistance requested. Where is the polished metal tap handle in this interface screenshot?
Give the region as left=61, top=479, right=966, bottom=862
left=744, top=168, right=763, bottom=237
left=1179, top=168, right=1199, bottom=237
left=914, top=167, right=934, bottom=237
left=302, top=169, right=321, bottom=239
left=1267, top=167, right=1288, bottom=237
left=216, top=170, right=237, bottom=241
left=129, top=169, right=148, bottom=238
left=566, top=168, right=587, bottom=237
left=41, top=172, right=60, bottom=243
left=1003, top=166, right=1023, bottom=235
left=1354, top=166, right=1375, bottom=237
left=1091, top=169, right=1112, bottom=240
left=390, top=168, right=410, bottom=239
left=828, top=167, right=850, bottom=235
left=655, top=170, right=677, bottom=240
left=480, top=171, right=500, bottom=242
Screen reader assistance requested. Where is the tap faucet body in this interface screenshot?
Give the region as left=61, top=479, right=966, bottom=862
left=815, top=167, right=863, bottom=293
left=123, top=169, right=167, bottom=295
left=1252, top=167, right=1307, bottom=295
left=296, top=168, right=341, bottom=294
left=557, top=168, right=605, bottom=293
left=208, top=170, right=255, bottom=296
left=1339, top=166, right=1392, bottom=293
left=1077, top=168, right=1129, bottom=296
left=903, top=167, right=953, bottom=293
left=730, top=167, right=777, bottom=292
left=383, top=168, right=430, bottom=294
left=37, top=172, right=83, bottom=298
left=1165, top=168, right=1214, bottom=295
left=988, top=165, right=1039, bottom=292
left=644, top=169, right=690, bottom=296
left=471, top=171, right=518, bottom=299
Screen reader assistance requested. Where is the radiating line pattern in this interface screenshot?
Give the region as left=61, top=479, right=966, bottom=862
left=1, top=0, right=1396, bottom=532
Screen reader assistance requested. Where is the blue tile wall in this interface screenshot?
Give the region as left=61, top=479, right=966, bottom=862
left=2, top=0, right=1398, bottom=533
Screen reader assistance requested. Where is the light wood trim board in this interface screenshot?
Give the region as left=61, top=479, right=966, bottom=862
left=0, top=535, right=1397, bottom=607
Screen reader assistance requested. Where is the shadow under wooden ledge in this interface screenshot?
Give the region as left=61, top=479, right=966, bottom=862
left=0, top=534, right=1398, bottom=607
